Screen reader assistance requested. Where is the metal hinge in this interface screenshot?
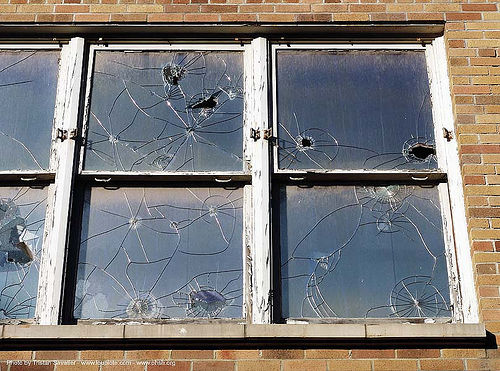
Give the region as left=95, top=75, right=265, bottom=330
left=56, top=128, right=78, bottom=142
left=250, top=128, right=273, bottom=142
left=443, top=128, right=453, bottom=142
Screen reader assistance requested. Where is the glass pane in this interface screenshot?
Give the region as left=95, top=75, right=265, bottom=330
left=0, top=50, right=59, bottom=171
left=280, top=185, right=451, bottom=319
left=84, top=50, right=244, bottom=172
left=75, top=187, right=243, bottom=320
left=276, top=50, right=437, bottom=171
left=0, top=187, right=47, bottom=319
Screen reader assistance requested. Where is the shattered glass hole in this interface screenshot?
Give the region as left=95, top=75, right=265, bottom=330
left=403, top=138, right=436, bottom=164
left=189, top=289, right=227, bottom=316
left=126, top=293, right=160, bottom=319
left=368, top=185, right=402, bottom=204
left=297, top=135, right=314, bottom=151
left=408, top=143, right=435, bottom=161
left=162, top=63, right=187, bottom=85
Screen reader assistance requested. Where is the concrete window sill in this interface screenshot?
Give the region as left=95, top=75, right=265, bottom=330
left=0, top=323, right=487, bottom=349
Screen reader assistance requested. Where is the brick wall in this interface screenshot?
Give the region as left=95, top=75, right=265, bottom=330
left=1, top=0, right=499, bottom=370
left=0, top=348, right=499, bottom=370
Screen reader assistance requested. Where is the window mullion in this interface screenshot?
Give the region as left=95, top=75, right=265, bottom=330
left=36, top=37, right=86, bottom=325
left=249, top=37, right=272, bottom=324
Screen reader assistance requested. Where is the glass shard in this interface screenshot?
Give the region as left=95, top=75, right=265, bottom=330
left=276, top=50, right=437, bottom=171
left=279, top=185, right=451, bottom=319
left=0, top=50, right=59, bottom=171
left=74, top=187, right=243, bottom=320
left=0, top=187, right=47, bottom=320
left=84, top=51, right=244, bottom=172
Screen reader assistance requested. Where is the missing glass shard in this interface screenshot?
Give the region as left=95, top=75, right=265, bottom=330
left=187, top=91, right=222, bottom=110
left=403, top=138, right=436, bottom=164
left=0, top=199, right=33, bottom=266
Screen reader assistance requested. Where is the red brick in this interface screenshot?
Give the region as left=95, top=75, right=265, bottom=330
left=10, top=366, right=52, bottom=371
left=148, top=361, right=191, bottom=371
left=396, top=349, right=441, bottom=358
left=81, top=351, right=124, bottom=360
left=328, top=360, right=372, bottom=370
left=237, top=360, right=280, bottom=371
left=192, top=361, right=234, bottom=371
left=126, top=350, right=169, bottom=360
left=35, top=351, right=78, bottom=360
left=447, top=13, right=482, bottom=21
left=283, top=360, right=326, bottom=371
left=474, top=241, right=494, bottom=251
left=261, top=350, right=304, bottom=359
left=216, top=350, right=259, bottom=360
left=462, top=4, right=497, bottom=11
left=305, top=350, right=349, bottom=359
left=373, top=360, right=418, bottom=370
left=352, top=350, right=395, bottom=359
left=420, top=359, right=464, bottom=370
left=172, top=351, right=213, bottom=359
left=462, top=145, right=500, bottom=154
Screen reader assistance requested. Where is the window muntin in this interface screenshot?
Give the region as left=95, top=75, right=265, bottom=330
left=272, top=44, right=457, bottom=322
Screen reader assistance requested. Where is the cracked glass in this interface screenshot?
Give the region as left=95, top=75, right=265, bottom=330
left=279, top=185, right=451, bottom=319
left=0, top=50, right=59, bottom=171
left=74, top=187, right=243, bottom=320
left=0, top=187, right=47, bottom=320
left=276, top=50, right=437, bottom=171
left=84, top=50, right=244, bottom=172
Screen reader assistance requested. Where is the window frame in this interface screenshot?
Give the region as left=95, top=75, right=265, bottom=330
left=0, top=36, right=478, bottom=327
left=268, top=39, right=476, bottom=324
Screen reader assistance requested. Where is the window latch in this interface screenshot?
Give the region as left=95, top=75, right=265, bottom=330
left=250, top=128, right=273, bottom=142
left=250, top=128, right=261, bottom=141
left=56, top=128, right=77, bottom=142
left=443, top=128, right=453, bottom=142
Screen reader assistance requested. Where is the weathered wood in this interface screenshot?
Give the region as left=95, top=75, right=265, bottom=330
left=250, top=37, right=271, bottom=324
left=427, top=36, right=479, bottom=323
left=36, top=37, right=85, bottom=325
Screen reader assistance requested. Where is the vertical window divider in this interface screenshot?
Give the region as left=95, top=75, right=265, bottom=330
left=249, top=37, right=272, bottom=324
left=36, top=37, right=85, bottom=325
left=426, top=36, right=479, bottom=323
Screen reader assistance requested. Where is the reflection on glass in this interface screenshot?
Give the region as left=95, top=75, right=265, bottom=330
left=85, top=51, right=244, bottom=172
left=277, top=50, right=437, bottom=171
left=0, top=50, right=59, bottom=171
left=0, top=187, right=47, bottom=319
left=280, top=185, right=451, bottom=319
left=75, top=187, right=243, bottom=320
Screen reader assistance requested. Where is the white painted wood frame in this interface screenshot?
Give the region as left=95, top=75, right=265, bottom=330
left=36, top=37, right=86, bottom=324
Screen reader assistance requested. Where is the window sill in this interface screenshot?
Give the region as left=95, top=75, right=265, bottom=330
left=0, top=323, right=487, bottom=349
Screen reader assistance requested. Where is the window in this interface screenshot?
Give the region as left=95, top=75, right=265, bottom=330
left=0, top=36, right=478, bottom=327
left=0, top=46, right=61, bottom=320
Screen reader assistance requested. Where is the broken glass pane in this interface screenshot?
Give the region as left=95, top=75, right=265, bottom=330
left=276, top=50, right=437, bottom=171
left=0, top=187, right=47, bottom=320
left=0, top=50, right=59, bottom=171
left=280, top=185, right=451, bottom=319
left=74, top=187, right=243, bottom=319
left=84, top=51, right=244, bottom=172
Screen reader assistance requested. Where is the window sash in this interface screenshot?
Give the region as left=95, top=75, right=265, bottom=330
left=0, top=36, right=473, bottom=326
